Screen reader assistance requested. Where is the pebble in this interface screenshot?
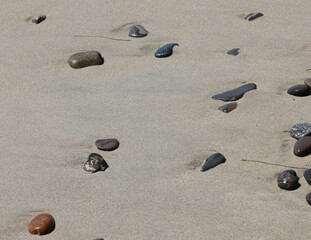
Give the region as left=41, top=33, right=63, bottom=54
left=303, top=169, right=311, bottom=186
left=32, top=15, right=46, bottom=24
left=155, top=43, right=179, bottom=58
left=306, top=193, right=311, bottom=205
left=304, top=78, right=311, bottom=87
left=277, top=170, right=299, bottom=190
left=218, top=102, right=237, bottom=113
left=227, top=48, right=240, bottom=56
left=244, top=12, right=264, bottom=21
left=290, top=123, right=311, bottom=139
left=68, top=51, right=104, bottom=69
left=129, top=24, right=148, bottom=38
left=293, top=136, right=311, bottom=157
left=212, top=83, right=257, bottom=101
left=28, top=213, right=55, bottom=235
left=95, top=138, right=119, bottom=151
left=287, top=84, right=311, bottom=96
left=83, top=153, right=109, bottom=173
left=201, top=153, right=226, bottom=172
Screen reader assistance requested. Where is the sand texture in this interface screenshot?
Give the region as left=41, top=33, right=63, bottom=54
left=1, top=0, right=311, bottom=239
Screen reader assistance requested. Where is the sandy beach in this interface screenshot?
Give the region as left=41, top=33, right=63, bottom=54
left=2, top=0, right=311, bottom=239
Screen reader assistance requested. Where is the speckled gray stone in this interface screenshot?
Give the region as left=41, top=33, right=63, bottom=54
left=201, top=153, right=226, bottom=172
left=277, top=170, right=299, bottom=190
left=95, top=138, right=119, bottom=151
left=290, top=123, right=311, bottom=140
left=212, top=83, right=257, bottom=101
left=68, top=51, right=104, bottom=69
left=32, top=15, right=46, bottom=24
left=155, top=43, right=179, bottom=58
left=129, top=24, right=148, bottom=38
left=83, top=153, right=108, bottom=173
left=227, top=48, right=240, bottom=56
left=244, top=12, right=264, bottom=21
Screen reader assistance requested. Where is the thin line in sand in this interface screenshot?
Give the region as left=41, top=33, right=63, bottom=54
left=74, top=35, right=131, bottom=42
left=241, top=159, right=308, bottom=170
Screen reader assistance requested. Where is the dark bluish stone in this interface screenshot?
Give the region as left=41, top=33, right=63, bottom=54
left=201, top=153, right=226, bottom=172
left=227, top=48, right=240, bottom=56
left=32, top=15, right=46, bottom=24
left=155, top=43, right=179, bottom=58
left=244, top=12, right=264, bottom=21
left=293, top=136, right=311, bottom=157
left=306, top=193, right=311, bottom=205
left=303, top=169, right=311, bottom=186
left=287, top=84, right=311, bottom=96
left=290, top=123, right=311, bottom=140
left=95, top=138, right=119, bottom=151
left=277, top=170, right=299, bottom=190
left=218, top=102, right=237, bottom=113
left=68, top=51, right=104, bottom=69
left=129, top=24, right=148, bottom=38
left=212, top=83, right=257, bottom=101
left=83, top=153, right=109, bottom=173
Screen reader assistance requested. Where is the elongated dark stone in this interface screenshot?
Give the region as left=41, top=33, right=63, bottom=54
left=277, top=170, right=299, bottom=190
left=83, top=153, right=109, bottom=173
left=290, top=123, right=311, bottom=140
left=227, top=48, right=240, bottom=56
left=129, top=24, right=148, bottom=38
left=68, top=51, right=104, bottom=69
left=244, top=12, right=264, bottom=21
left=95, top=138, right=119, bottom=151
left=218, top=102, right=237, bottom=113
left=303, top=169, right=311, bottom=186
left=287, top=84, right=311, bottom=96
left=32, top=15, right=46, bottom=24
left=306, top=193, right=311, bottom=205
left=212, top=83, right=257, bottom=101
left=293, top=136, right=311, bottom=157
left=155, top=43, right=179, bottom=58
left=201, top=153, right=226, bottom=172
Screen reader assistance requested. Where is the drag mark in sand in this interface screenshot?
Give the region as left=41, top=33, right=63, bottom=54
left=74, top=35, right=131, bottom=42
left=241, top=159, right=308, bottom=170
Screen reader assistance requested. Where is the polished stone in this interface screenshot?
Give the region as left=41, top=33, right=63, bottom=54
left=32, top=15, right=46, bottom=24
left=201, top=153, right=226, bottom=172
left=277, top=170, right=299, bottom=190
left=129, top=24, right=148, bottom=38
left=287, top=84, right=311, bottom=96
left=95, top=138, right=119, bottom=151
left=290, top=123, right=311, bottom=139
left=304, top=169, right=311, bottom=186
left=83, top=153, right=109, bottom=173
left=218, top=102, right=237, bottom=113
left=293, top=136, right=311, bottom=157
left=244, top=12, right=264, bottom=21
left=68, top=51, right=104, bottom=69
left=29, top=213, right=55, bottom=235
left=227, top=48, right=240, bottom=56
left=155, top=43, right=179, bottom=58
left=212, top=83, right=257, bottom=101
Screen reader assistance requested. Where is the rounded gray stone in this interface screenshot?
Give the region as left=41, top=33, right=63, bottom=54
left=129, top=24, right=148, bottom=38
left=95, top=138, right=119, bottom=151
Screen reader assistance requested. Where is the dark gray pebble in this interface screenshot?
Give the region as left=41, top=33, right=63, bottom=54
left=32, top=15, right=46, bottom=24
left=306, top=193, right=311, bottom=205
left=201, top=153, right=226, bottom=172
left=129, top=24, right=148, bottom=38
left=277, top=170, right=299, bottom=190
left=83, top=153, right=109, bottom=173
left=287, top=84, right=311, bottom=96
left=155, top=43, right=179, bottom=58
left=293, top=136, right=311, bottom=157
left=95, top=138, right=119, bottom=151
left=303, top=169, right=311, bottom=186
left=68, top=51, right=104, bottom=69
left=290, top=123, right=311, bottom=140
left=212, top=83, right=257, bottom=101
left=218, top=102, right=237, bottom=113
left=244, top=12, right=264, bottom=21
left=227, top=48, right=240, bottom=56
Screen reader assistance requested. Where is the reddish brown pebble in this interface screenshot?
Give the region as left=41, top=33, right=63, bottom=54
left=293, top=136, right=311, bottom=157
left=28, top=213, right=55, bottom=235
left=218, top=102, right=237, bottom=113
left=305, top=78, right=311, bottom=87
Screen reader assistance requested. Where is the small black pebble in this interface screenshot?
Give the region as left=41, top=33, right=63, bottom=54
left=244, top=12, right=264, bottom=21
left=32, top=15, right=46, bottom=24
left=201, top=153, right=226, bottom=172
left=227, top=48, right=240, bottom=56
left=306, top=193, right=311, bottom=205
left=277, top=170, right=299, bottom=190
left=155, top=43, right=179, bottom=58
left=287, top=84, right=311, bottom=97
left=95, top=138, right=120, bottom=151
left=303, top=169, right=311, bottom=186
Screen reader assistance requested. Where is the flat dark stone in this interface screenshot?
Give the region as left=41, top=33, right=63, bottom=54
left=129, top=24, right=148, bottom=38
left=95, top=138, right=119, bottom=151
left=290, top=123, right=311, bottom=140
left=277, top=170, right=299, bottom=190
left=306, top=193, right=311, bottom=205
left=227, top=48, right=240, bottom=56
left=212, top=83, right=257, bottom=102
left=293, top=136, right=311, bottom=157
left=32, top=15, right=46, bottom=24
left=201, top=153, right=226, bottom=172
left=303, top=169, right=311, bottom=186
left=244, top=12, right=264, bottom=21
left=218, top=102, right=237, bottom=113
left=287, top=84, right=311, bottom=96
left=68, top=51, right=104, bottom=69
left=83, top=153, right=109, bottom=173
left=155, top=43, right=179, bottom=58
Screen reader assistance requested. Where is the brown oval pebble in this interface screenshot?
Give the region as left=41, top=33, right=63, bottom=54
left=304, top=78, right=311, bottom=87
left=68, top=51, right=104, bottom=69
left=28, top=213, right=55, bottom=235
left=293, top=136, right=311, bottom=157
left=95, top=138, right=119, bottom=151
left=218, top=102, right=237, bottom=113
